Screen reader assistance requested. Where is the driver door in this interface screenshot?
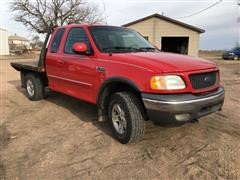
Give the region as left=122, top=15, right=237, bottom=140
left=60, top=27, right=99, bottom=103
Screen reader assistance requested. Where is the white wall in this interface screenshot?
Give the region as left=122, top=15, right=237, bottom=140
left=0, top=29, right=9, bottom=55
left=9, top=40, right=30, bottom=46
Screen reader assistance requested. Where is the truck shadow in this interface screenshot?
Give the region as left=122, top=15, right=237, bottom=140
left=8, top=80, right=113, bottom=138
left=45, top=91, right=113, bottom=137
left=9, top=80, right=186, bottom=143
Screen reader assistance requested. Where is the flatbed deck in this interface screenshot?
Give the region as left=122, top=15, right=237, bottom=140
left=11, top=61, right=45, bottom=73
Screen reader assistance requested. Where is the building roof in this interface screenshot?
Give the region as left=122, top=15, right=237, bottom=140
left=8, top=34, right=29, bottom=41
left=122, top=13, right=205, bottom=33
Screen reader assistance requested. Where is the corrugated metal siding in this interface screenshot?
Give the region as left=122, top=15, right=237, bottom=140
left=126, top=17, right=200, bottom=57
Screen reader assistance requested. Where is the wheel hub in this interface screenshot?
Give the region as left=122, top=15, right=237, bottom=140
left=26, top=80, right=34, bottom=97
left=111, top=104, right=127, bottom=134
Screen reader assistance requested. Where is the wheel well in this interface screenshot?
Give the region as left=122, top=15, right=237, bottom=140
left=20, top=71, right=48, bottom=88
left=97, top=81, right=147, bottom=120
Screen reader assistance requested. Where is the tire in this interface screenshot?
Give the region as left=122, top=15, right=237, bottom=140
left=25, top=73, right=44, bottom=101
left=108, top=92, right=145, bottom=144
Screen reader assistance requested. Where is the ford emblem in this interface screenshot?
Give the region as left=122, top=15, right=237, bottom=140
left=204, top=76, right=211, bottom=83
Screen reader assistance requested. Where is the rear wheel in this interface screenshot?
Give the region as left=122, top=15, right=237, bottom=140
left=25, top=74, right=44, bottom=101
left=108, top=92, right=145, bottom=144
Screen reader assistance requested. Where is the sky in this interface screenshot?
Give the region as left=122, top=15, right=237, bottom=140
left=0, top=0, right=239, bottom=50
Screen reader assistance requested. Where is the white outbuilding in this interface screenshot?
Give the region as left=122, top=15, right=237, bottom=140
left=123, top=13, right=205, bottom=57
left=0, top=28, right=10, bottom=55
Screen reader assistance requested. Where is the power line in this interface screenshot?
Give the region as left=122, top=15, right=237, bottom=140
left=176, top=0, right=223, bottom=19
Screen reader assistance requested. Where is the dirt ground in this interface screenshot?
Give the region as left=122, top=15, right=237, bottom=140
left=0, top=57, right=240, bottom=180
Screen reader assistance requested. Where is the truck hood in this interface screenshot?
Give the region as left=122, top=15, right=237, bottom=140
left=108, top=52, right=217, bottom=73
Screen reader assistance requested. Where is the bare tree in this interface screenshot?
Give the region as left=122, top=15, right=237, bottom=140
left=11, top=0, right=106, bottom=33
left=31, top=35, right=43, bottom=49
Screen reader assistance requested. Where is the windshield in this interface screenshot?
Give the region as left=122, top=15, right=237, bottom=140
left=89, top=26, right=155, bottom=53
left=233, top=47, right=240, bottom=51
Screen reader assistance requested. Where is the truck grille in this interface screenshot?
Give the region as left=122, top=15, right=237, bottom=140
left=189, top=71, right=217, bottom=89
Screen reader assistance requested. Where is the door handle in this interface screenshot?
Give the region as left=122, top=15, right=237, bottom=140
left=57, top=60, right=64, bottom=65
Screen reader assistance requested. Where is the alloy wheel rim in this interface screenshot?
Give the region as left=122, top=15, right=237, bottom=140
left=111, top=104, right=127, bottom=135
left=26, top=80, right=34, bottom=97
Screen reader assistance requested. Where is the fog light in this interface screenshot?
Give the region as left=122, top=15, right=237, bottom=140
left=175, top=114, right=190, bottom=122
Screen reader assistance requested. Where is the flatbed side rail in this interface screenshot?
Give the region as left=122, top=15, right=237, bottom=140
left=10, top=62, right=45, bottom=73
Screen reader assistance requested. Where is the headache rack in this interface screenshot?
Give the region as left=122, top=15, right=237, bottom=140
left=11, top=26, right=57, bottom=73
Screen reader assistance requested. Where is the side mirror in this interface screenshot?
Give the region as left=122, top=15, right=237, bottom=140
left=72, top=42, right=88, bottom=54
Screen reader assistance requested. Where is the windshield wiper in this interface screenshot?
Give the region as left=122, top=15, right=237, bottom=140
left=103, top=46, right=145, bottom=52
left=139, top=47, right=156, bottom=51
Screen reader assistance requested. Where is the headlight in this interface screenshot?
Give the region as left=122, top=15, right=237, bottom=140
left=150, top=75, right=186, bottom=90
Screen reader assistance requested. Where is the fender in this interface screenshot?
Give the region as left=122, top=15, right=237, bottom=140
left=97, top=77, right=141, bottom=106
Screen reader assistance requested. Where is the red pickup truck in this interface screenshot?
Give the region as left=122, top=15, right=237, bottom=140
left=11, top=24, right=225, bottom=144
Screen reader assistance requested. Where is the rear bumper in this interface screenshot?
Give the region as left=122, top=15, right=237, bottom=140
left=142, top=86, right=225, bottom=125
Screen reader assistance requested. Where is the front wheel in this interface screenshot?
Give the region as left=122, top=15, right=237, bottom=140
left=108, top=92, right=145, bottom=144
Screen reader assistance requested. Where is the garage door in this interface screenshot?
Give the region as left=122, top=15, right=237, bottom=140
left=161, top=37, right=189, bottom=55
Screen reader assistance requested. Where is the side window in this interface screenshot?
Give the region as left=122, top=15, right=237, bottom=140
left=64, top=27, right=92, bottom=54
left=50, top=28, right=65, bottom=53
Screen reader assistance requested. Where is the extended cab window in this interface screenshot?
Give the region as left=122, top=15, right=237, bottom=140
left=64, top=27, right=92, bottom=54
left=50, top=28, right=65, bottom=53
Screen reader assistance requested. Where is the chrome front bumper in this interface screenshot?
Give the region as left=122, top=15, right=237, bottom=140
left=142, top=86, right=225, bottom=124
